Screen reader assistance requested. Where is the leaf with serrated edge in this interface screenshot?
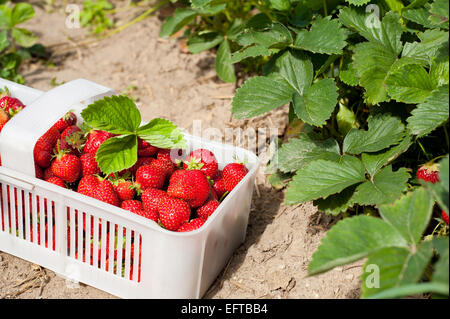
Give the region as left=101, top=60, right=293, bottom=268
left=137, top=118, right=186, bottom=149
left=314, top=185, right=358, bottom=216
left=293, top=16, right=349, bottom=55
left=187, top=31, right=224, bottom=54
left=361, top=242, right=434, bottom=298
left=277, top=133, right=341, bottom=173
left=345, top=0, right=371, bottom=6
left=285, top=155, right=366, bottom=205
left=81, top=95, right=141, bottom=135
left=343, top=113, right=405, bottom=155
left=159, top=8, right=197, bottom=38
left=96, top=135, right=137, bottom=175
left=215, top=40, right=236, bottom=83
left=292, top=78, right=339, bottom=127
left=275, top=50, right=313, bottom=95
left=378, top=188, right=434, bottom=245
left=231, top=75, right=294, bottom=119
left=308, top=215, right=408, bottom=275
left=407, top=85, right=449, bottom=137
left=353, top=166, right=410, bottom=206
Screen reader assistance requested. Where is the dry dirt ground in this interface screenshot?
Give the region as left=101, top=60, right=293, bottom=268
left=0, top=0, right=362, bottom=299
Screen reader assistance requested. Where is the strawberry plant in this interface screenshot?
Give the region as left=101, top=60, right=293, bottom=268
left=0, top=1, right=45, bottom=83
left=80, top=0, right=115, bottom=34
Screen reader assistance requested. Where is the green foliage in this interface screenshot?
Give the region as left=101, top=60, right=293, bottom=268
left=81, top=96, right=186, bottom=175
left=0, top=1, right=43, bottom=83
left=81, top=0, right=114, bottom=34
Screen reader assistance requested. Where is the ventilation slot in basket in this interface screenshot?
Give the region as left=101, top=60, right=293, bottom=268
left=66, top=207, right=142, bottom=283
left=1, top=183, right=55, bottom=251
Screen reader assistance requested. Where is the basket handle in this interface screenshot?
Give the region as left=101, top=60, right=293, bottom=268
left=0, top=79, right=115, bottom=177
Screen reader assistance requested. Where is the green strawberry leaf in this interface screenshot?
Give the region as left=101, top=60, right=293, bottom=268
left=407, top=85, right=450, bottom=137
left=285, top=155, right=366, bottom=205
left=137, top=118, right=187, bottom=149
left=187, top=31, right=224, bottom=54
left=314, top=185, right=358, bottom=216
left=352, top=166, right=410, bottom=206
left=308, top=215, right=409, bottom=275
left=0, top=30, right=9, bottom=52
left=345, top=0, right=371, bottom=6
left=343, top=113, right=405, bottom=155
left=276, top=133, right=341, bottom=173
left=268, top=0, right=291, bottom=11
left=96, top=135, right=138, bottom=175
left=293, top=16, right=349, bottom=55
left=11, top=2, right=35, bottom=26
left=81, top=95, right=142, bottom=135
left=215, top=39, right=236, bottom=83
left=401, top=29, right=449, bottom=66
left=231, top=44, right=274, bottom=64
left=11, top=28, right=37, bottom=48
left=231, top=75, right=295, bottom=118
left=423, top=156, right=449, bottom=213
left=429, top=0, right=449, bottom=29
left=159, top=8, right=197, bottom=38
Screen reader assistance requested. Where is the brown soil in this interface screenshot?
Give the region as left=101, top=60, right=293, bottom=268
left=0, top=0, right=362, bottom=299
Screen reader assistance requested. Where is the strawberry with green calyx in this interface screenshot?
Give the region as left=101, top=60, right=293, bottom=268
left=167, top=169, right=210, bottom=208
left=158, top=196, right=191, bottom=231
left=222, top=162, right=249, bottom=192
left=60, top=125, right=85, bottom=156
left=177, top=218, right=205, bottom=232
left=0, top=87, right=25, bottom=116
left=182, top=149, right=218, bottom=179
left=417, top=158, right=441, bottom=184
left=52, top=111, right=77, bottom=133
left=112, top=179, right=136, bottom=202
left=51, top=141, right=82, bottom=183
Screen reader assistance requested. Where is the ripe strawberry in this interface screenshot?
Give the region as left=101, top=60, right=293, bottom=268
left=0, top=108, right=10, bottom=132
left=121, top=200, right=144, bottom=213
left=141, top=188, right=169, bottom=214
left=157, top=148, right=184, bottom=164
left=417, top=162, right=440, bottom=184
left=134, top=210, right=159, bottom=222
left=83, top=130, right=114, bottom=155
left=43, top=167, right=56, bottom=180
left=212, top=171, right=227, bottom=200
left=35, top=164, right=44, bottom=179
left=135, top=165, right=167, bottom=190
left=34, top=127, right=60, bottom=168
left=52, top=111, right=77, bottom=132
left=80, top=153, right=101, bottom=177
left=177, top=218, right=205, bottom=232
left=51, top=146, right=81, bottom=183
left=149, top=158, right=176, bottom=178
left=46, top=176, right=66, bottom=188
left=113, top=179, right=136, bottom=202
left=59, top=125, right=84, bottom=155
left=0, top=92, right=25, bottom=116
left=127, top=157, right=155, bottom=177
left=167, top=169, right=210, bottom=208
left=77, top=175, right=99, bottom=197
left=158, top=197, right=191, bottom=231
left=183, top=149, right=218, bottom=179
left=442, top=210, right=449, bottom=225
left=222, top=163, right=249, bottom=192
left=196, top=199, right=220, bottom=221
left=138, top=138, right=158, bottom=157
left=93, top=179, right=120, bottom=207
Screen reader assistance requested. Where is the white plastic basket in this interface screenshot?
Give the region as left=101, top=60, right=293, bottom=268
left=0, top=78, right=259, bottom=299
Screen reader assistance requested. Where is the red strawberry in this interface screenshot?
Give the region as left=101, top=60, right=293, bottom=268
left=134, top=210, right=159, bottom=222
left=212, top=171, right=227, bottom=200
left=77, top=175, right=99, bottom=197
left=222, top=163, right=249, bottom=192
left=113, top=180, right=136, bottom=202
left=442, top=210, right=449, bottom=225
left=121, top=200, right=144, bottom=213
left=138, top=138, right=158, bottom=157
left=196, top=199, right=219, bottom=221
left=0, top=108, right=10, bottom=132
left=43, top=167, right=56, bottom=180
left=149, top=158, right=176, bottom=178
left=35, top=164, right=44, bottom=179
left=52, top=111, right=77, bottom=132
left=83, top=130, right=114, bottom=155
left=135, top=165, right=167, bottom=190
left=80, top=153, right=101, bottom=177
left=93, top=179, right=120, bottom=207
left=51, top=146, right=81, bottom=183
left=183, top=149, right=218, bottom=179
left=177, top=218, right=205, bottom=232
left=157, top=148, right=184, bottom=164
left=141, top=188, right=169, bottom=214
left=417, top=162, right=440, bottom=184
left=127, top=157, right=155, bottom=177
left=0, top=92, right=25, bottom=116
left=158, top=197, right=191, bottom=231
left=46, top=176, right=66, bottom=188
left=59, top=125, right=84, bottom=155
left=34, top=127, right=60, bottom=168
left=167, top=169, right=210, bottom=208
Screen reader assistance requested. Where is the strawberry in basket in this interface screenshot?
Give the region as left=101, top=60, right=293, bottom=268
left=0, top=87, right=26, bottom=117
